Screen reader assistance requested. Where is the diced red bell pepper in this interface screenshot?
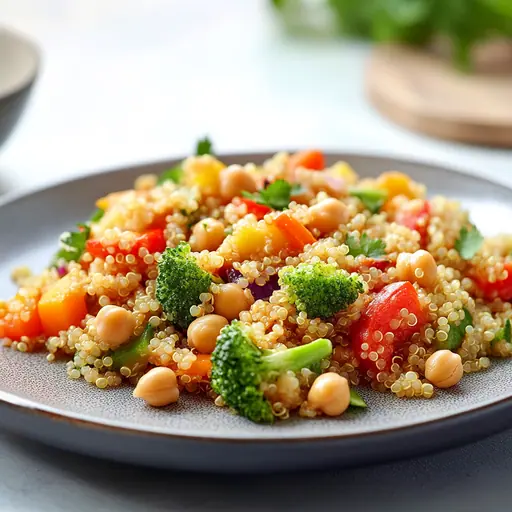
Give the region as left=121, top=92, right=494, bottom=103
left=395, top=200, right=430, bottom=247
left=86, top=229, right=167, bottom=259
left=351, top=281, right=426, bottom=375
left=474, top=262, right=512, bottom=301
left=239, top=198, right=272, bottom=220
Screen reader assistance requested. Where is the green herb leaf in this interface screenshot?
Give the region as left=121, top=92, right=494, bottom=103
left=455, top=224, right=484, bottom=260
left=196, top=136, right=213, bottom=156
left=349, top=187, right=388, bottom=214
left=243, top=179, right=295, bottom=211
left=157, top=166, right=183, bottom=185
left=346, top=233, right=386, bottom=258
left=51, top=224, right=91, bottom=267
left=492, top=319, right=511, bottom=346
left=439, top=308, right=473, bottom=350
left=349, top=388, right=367, bottom=408
left=90, top=208, right=105, bottom=223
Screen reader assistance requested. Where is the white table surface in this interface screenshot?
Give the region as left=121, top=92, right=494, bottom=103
left=1, top=1, right=512, bottom=510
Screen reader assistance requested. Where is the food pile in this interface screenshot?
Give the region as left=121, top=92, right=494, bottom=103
left=2, top=139, right=511, bottom=423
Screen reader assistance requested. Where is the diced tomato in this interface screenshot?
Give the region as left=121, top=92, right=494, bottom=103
left=273, top=213, right=317, bottom=252
left=395, top=200, right=430, bottom=247
left=474, top=262, right=512, bottom=301
left=86, top=229, right=166, bottom=259
left=288, top=150, right=325, bottom=172
left=351, top=281, right=426, bottom=375
left=239, top=198, right=272, bottom=220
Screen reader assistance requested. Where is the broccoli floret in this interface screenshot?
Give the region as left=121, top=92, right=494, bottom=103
left=156, top=242, right=212, bottom=329
left=279, top=262, right=363, bottom=319
left=211, top=321, right=332, bottom=423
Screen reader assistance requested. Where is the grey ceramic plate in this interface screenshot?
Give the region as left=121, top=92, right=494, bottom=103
left=1, top=153, right=512, bottom=473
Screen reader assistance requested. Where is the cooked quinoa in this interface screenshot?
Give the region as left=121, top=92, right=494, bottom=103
left=2, top=143, right=512, bottom=423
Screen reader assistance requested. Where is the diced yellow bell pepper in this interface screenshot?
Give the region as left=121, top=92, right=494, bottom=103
left=183, top=155, right=225, bottom=197
left=328, top=162, right=358, bottom=185
left=376, top=171, right=416, bottom=199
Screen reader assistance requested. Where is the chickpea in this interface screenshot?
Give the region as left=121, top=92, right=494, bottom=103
left=95, top=305, right=136, bottom=349
left=308, top=198, right=349, bottom=234
left=307, top=373, right=351, bottom=417
left=187, top=314, right=228, bottom=353
left=219, top=165, right=257, bottom=201
left=425, top=350, right=463, bottom=388
left=190, top=218, right=226, bottom=252
left=133, top=367, right=179, bottom=407
left=214, top=283, right=254, bottom=321
left=396, top=250, right=437, bottom=288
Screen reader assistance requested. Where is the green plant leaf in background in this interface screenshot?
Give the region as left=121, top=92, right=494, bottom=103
left=271, top=0, right=512, bottom=70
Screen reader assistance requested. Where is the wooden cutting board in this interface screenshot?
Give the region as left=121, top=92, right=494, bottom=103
left=366, top=44, right=512, bottom=147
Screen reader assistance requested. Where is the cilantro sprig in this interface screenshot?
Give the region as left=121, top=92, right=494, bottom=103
left=243, top=179, right=300, bottom=211
left=438, top=308, right=473, bottom=351
left=455, top=224, right=484, bottom=260
left=50, top=209, right=104, bottom=267
left=345, top=233, right=386, bottom=258
left=196, top=136, right=213, bottom=156
left=51, top=224, right=91, bottom=267
left=349, top=188, right=388, bottom=214
left=157, top=166, right=183, bottom=185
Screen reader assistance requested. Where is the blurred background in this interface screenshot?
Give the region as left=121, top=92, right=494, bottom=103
left=1, top=0, right=511, bottom=194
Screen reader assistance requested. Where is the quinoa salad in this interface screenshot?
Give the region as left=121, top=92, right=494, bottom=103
left=1, top=139, right=511, bottom=423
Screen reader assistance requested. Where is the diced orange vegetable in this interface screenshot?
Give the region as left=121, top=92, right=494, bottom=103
left=0, top=293, right=43, bottom=341
left=176, top=354, right=212, bottom=378
left=273, top=213, right=317, bottom=252
left=288, top=150, right=325, bottom=172
left=38, top=274, right=88, bottom=336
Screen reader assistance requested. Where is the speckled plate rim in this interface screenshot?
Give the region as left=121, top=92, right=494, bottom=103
left=1, top=152, right=512, bottom=446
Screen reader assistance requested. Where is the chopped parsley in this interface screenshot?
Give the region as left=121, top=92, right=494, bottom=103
left=438, top=308, right=473, bottom=351
left=492, top=319, right=511, bottom=346
left=349, top=389, right=367, bottom=408
left=50, top=208, right=106, bottom=267
left=455, top=224, right=484, bottom=260
left=243, top=179, right=300, bottom=211
left=196, top=136, right=213, bottom=156
left=157, top=166, right=183, bottom=185
left=345, top=233, right=386, bottom=258
left=349, top=188, right=387, bottom=214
